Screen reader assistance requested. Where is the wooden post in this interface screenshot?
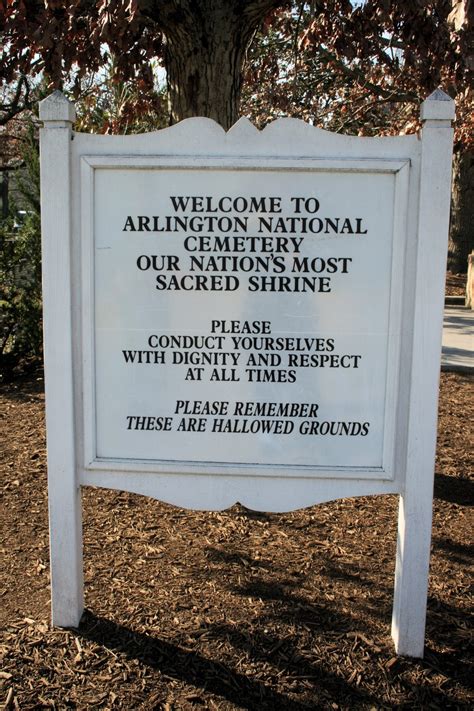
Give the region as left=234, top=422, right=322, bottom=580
left=391, top=89, right=455, bottom=657
left=39, top=92, right=84, bottom=627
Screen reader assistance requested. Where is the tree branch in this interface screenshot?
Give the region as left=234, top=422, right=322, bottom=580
left=0, top=76, right=31, bottom=126
left=315, top=45, right=418, bottom=103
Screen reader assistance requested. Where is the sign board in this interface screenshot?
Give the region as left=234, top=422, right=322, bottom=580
left=87, top=158, right=405, bottom=473
left=39, top=90, right=454, bottom=657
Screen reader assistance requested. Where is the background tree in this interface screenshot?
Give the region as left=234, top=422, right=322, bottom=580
left=2, top=1, right=471, bottom=131
left=1, top=0, right=284, bottom=129
left=239, top=2, right=473, bottom=270
left=73, top=58, right=167, bottom=135
left=1, top=1, right=472, bottom=355
left=299, top=1, right=473, bottom=272
left=0, top=122, right=42, bottom=372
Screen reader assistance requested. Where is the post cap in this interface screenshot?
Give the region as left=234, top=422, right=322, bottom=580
left=39, top=91, right=76, bottom=123
left=420, top=89, right=455, bottom=122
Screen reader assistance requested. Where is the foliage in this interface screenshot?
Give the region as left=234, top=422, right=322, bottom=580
left=304, top=0, right=473, bottom=149
left=241, top=3, right=473, bottom=148
left=0, top=212, right=42, bottom=370
left=0, top=126, right=42, bottom=373
left=74, top=59, right=168, bottom=135
left=0, top=74, right=33, bottom=126
left=1, top=1, right=472, bottom=144
left=0, top=1, right=163, bottom=100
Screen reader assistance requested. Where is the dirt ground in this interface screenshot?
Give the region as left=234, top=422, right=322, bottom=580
left=1, top=367, right=472, bottom=710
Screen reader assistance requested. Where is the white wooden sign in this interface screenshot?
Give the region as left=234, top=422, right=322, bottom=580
left=39, top=90, right=454, bottom=658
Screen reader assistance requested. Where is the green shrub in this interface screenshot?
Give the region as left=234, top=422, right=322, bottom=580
left=0, top=210, right=42, bottom=373
left=0, top=126, right=42, bottom=377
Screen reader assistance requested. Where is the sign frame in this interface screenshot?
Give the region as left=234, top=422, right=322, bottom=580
left=80, top=154, right=409, bottom=481
left=39, top=90, right=454, bottom=657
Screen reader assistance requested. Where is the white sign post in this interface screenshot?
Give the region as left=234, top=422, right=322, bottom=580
left=39, top=90, right=454, bottom=657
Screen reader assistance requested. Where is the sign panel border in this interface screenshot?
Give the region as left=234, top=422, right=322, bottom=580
left=80, top=155, right=410, bottom=482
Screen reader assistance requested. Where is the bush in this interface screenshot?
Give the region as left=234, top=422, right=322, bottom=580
left=0, top=210, right=42, bottom=373
left=0, top=127, right=42, bottom=377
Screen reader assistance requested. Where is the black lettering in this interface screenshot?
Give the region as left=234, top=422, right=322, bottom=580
left=123, top=216, right=136, bottom=231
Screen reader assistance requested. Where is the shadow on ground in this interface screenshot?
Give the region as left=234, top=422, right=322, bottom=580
left=78, top=610, right=376, bottom=710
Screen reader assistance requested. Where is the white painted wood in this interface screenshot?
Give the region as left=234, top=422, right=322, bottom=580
left=391, top=90, right=455, bottom=658
left=39, top=91, right=454, bottom=658
left=71, top=115, right=420, bottom=158
left=81, top=469, right=400, bottom=512
left=39, top=92, right=84, bottom=627
left=79, top=155, right=409, bottom=486
left=69, top=126, right=420, bottom=524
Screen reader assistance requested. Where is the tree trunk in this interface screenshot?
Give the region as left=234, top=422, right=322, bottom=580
left=143, top=0, right=284, bottom=129
left=447, top=1, right=473, bottom=272
left=165, top=10, right=249, bottom=129
left=448, top=149, right=474, bottom=273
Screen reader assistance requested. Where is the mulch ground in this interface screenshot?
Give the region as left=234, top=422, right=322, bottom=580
left=445, top=271, right=467, bottom=296
left=0, top=370, right=472, bottom=710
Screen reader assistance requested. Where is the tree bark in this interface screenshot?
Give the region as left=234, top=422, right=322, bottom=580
left=448, top=149, right=474, bottom=273
left=141, top=0, right=285, bottom=129
left=447, top=1, right=474, bottom=272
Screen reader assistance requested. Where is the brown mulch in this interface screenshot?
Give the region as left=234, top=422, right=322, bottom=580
left=0, top=371, right=472, bottom=710
left=445, top=271, right=467, bottom=296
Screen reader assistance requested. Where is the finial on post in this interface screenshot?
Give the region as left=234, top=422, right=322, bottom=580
left=39, top=90, right=76, bottom=125
left=420, top=88, right=455, bottom=123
